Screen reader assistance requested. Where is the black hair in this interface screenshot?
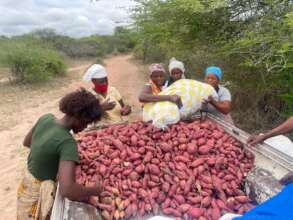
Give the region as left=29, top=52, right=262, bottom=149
left=59, top=88, right=102, bottom=124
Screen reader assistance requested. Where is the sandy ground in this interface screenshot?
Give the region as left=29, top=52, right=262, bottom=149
left=0, top=55, right=147, bottom=220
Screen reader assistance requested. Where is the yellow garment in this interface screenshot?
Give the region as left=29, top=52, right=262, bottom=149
left=149, top=80, right=162, bottom=95
left=143, top=79, right=218, bottom=128
left=17, top=168, right=56, bottom=220
left=92, top=86, right=123, bottom=125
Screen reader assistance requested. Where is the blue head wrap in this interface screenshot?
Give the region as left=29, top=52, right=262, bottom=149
left=205, top=66, right=222, bottom=80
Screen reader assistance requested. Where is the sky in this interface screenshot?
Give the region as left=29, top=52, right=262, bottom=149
left=0, top=0, right=136, bottom=37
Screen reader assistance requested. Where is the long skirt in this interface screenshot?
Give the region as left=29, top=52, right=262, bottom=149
left=17, top=168, right=56, bottom=220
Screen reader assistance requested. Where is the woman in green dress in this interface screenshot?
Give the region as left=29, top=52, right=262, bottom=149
left=17, top=89, right=103, bottom=220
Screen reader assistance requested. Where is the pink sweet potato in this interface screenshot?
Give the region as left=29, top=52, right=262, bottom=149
left=198, top=145, right=212, bottom=154
left=188, top=207, right=205, bottom=218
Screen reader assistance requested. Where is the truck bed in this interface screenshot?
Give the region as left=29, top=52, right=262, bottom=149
left=50, top=114, right=293, bottom=220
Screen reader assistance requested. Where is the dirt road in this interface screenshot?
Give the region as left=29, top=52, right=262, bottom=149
left=0, top=55, right=147, bottom=220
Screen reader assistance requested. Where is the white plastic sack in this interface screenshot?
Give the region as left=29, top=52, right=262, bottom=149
left=219, top=213, right=242, bottom=220
left=50, top=184, right=64, bottom=220
left=143, top=79, right=218, bottom=128
left=147, top=216, right=173, bottom=220
left=264, top=135, right=293, bottom=158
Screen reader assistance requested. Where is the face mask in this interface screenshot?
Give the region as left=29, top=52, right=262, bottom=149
left=94, top=83, right=108, bottom=93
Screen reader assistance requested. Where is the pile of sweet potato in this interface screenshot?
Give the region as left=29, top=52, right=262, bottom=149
left=76, top=120, right=255, bottom=220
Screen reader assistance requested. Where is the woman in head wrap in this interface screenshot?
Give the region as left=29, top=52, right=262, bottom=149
left=83, top=64, right=131, bottom=124
left=164, top=57, right=186, bottom=88
left=139, top=63, right=182, bottom=107
left=202, top=66, right=233, bottom=122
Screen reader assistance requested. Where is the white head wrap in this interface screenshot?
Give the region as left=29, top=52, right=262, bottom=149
left=168, top=57, right=185, bottom=75
left=82, top=64, right=107, bottom=81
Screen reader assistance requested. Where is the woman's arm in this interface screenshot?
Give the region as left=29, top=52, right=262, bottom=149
left=58, top=160, right=102, bottom=202
left=203, top=96, right=231, bottom=115
left=118, top=99, right=125, bottom=108
left=138, top=85, right=173, bottom=103
left=23, top=126, right=35, bottom=148
left=119, top=99, right=132, bottom=116
left=248, top=116, right=293, bottom=146
left=210, top=100, right=231, bottom=115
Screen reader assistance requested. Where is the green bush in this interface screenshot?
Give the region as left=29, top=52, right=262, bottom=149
left=2, top=41, right=66, bottom=83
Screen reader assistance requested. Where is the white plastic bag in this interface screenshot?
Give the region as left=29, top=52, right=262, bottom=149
left=219, top=213, right=242, bottom=220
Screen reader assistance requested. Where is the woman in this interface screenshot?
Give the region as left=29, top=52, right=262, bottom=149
left=83, top=64, right=131, bottom=125
left=17, top=89, right=103, bottom=220
left=139, top=63, right=182, bottom=107
left=202, top=66, right=233, bottom=123
left=164, top=57, right=186, bottom=88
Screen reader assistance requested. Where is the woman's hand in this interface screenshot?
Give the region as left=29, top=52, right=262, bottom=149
left=168, top=95, right=183, bottom=108
left=120, top=105, right=132, bottom=116
left=247, top=134, right=266, bottom=146
left=101, top=98, right=116, bottom=111
left=202, top=96, right=231, bottom=115
left=202, top=96, right=215, bottom=105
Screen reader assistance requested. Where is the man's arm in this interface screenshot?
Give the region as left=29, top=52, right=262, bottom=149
left=248, top=116, right=293, bottom=146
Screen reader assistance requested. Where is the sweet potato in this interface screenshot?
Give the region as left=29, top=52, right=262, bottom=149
left=174, top=194, right=186, bottom=204
left=98, top=165, right=108, bottom=176
left=131, top=181, right=142, bottom=188
left=198, top=145, right=212, bottom=154
left=164, top=153, right=171, bottom=161
left=201, top=175, right=212, bottom=184
left=150, top=175, right=160, bottom=183
left=131, top=135, right=138, bottom=146
left=178, top=203, right=191, bottom=213
left=148, top=181, right=158, bottom=187
left=191, top=158, right=206, bottom=168
left=162, top=208, right=173, bottom=215
left=184, top=176, right=194, bottom=195
left=161, top=143, right=172, bottom=152
left=207, top=157, right=216, bottom=166
left=122, top=167, right=132, bottom=176
left=178, top=137, right=188, bottom=144
left=168, top=184, right=177, bottom=197
left=148, top=164, right=160, bottom=175
left=143, top=151, right=153, bottom=163
left=187, top=143, right=197, bottom=154
left=162, top=198, right=171, bottom=209
left=216, top=199, right=230, bottom=211
left=113, top=139, right=123, bottom=149
left=157, top=192, right=166, bottom=203
left=138, top=147, right=146, bottom=154
left=211, top=206, right=222, bottom=220
left=188, top=207, right=205, bottom=218
left=138, top=201, right=146, bottom=216
left=178, top=144, right=187, bottom=151
left=197, top=138, right=206, bottom=146
left=175, top=162, right=188, bottom=171
left=129, top=153, right=141, bottom=161
left=235, top=195, right=250, bottom=203
left=201, top=196, right=212, bottom=207
left=162, top=182, right=170, bottom=193
left=175, top=155, right=189, bottom=163
left=129, top=171, right=139, bottom=181
left=135, top=164, right=145, bottom=173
